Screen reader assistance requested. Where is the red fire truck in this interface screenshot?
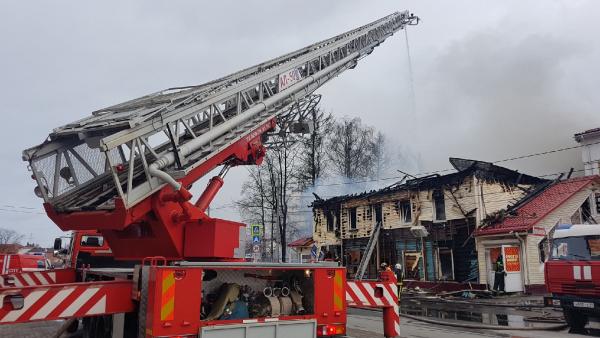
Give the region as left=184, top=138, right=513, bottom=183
left=2, top=10, right=418, bottom=338
left=545, top=223, right=600, bottom=333
left=0, top=254, right=52, bottom=274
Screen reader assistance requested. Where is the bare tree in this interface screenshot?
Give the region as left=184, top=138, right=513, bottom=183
left=295, top=108, right=334, bottom=190
left=371, top=131, right=390, bottom=181
left=327, top=117, right=376, bottom=179
left=237, top=134, right=301, bottom=262
left=0, top=228, right=24, bottom=245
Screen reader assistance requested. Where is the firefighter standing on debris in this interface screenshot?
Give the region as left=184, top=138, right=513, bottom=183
left=493, top=254, right=506, bottom=293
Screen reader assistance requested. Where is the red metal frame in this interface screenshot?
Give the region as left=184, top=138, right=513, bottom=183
left=43, top=118, right=275, bottom=261
left=141, top=265, right=349, bottom=338
left=0, top=280, right=134, bottom=324
left=0, top=269, right=76, bottom=288
left=0, top=264, right=400, bottom=338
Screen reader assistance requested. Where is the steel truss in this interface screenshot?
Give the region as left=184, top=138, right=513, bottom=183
left=23, top=11, right=419, bottom=213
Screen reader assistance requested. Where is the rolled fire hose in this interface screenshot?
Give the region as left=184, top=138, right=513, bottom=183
left=290, top=290, right=305, bottom=315
left=267, top=296, right=281, bottom=317
left=279, top=296, right=293, bottom=315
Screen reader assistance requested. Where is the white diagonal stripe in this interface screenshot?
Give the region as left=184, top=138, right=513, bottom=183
left=21, top=274, right=36, bottom=286
left=59, top=287, right=100, bottom=317
left=584, top=266, right=592, bottom=280
left=389, top=283, right=398, bottom=297
left=1, top=289, right=48, bottom=322
left=377, top=283, right=396, bottom=307
left=346, top=291, right=354, bottom=303
left=31, top=287, right=75, bottom=320
left=34, top=272, right=49, bottom=285
left=47, top=272, right=56, bottom=283
left=12, top=276, right=22, bottom=287
left=574, top=266, right=581, bottom=280
left=363, top=283, right=384, bottom=306
left=5, top=256, right=11, bottom=275
left=86, top=295, right=106, bottom=315
left=348, top=282, right=368, bottom=305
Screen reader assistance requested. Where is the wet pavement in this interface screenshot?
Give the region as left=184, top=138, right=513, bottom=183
left=401, top=297, right=562, bottom=328
left=348, top=307, right=598, bottom=338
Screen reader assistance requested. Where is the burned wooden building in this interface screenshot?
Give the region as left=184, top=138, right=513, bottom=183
left=311, top=158, right=546, bottom=283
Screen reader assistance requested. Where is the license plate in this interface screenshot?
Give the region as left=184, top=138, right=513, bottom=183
left=573, top=301, right=594, bottom=309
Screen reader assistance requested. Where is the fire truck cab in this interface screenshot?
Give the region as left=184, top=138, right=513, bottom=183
left=54, top=230, right=137, bottom=270
left=545, top=223, right=600, bottom=332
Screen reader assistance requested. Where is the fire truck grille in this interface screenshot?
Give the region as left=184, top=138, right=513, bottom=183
left=561, top=282, right=600, bottom=296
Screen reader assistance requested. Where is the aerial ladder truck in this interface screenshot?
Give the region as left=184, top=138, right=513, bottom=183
left=5, top=10, right=418, bottom=338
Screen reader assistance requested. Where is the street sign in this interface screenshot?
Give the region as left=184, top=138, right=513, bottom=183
left=252, top=235, right=261, bottom=244
left=252, top=244, right=261, bottom=253
left=251, top=224, right=262, bottom=236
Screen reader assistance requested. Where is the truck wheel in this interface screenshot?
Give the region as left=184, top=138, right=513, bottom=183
left=66, top=319, right=79, bottom=333
left=564, top=308, right=588, bottom=334
left=83, top=315, right=112, bottom=338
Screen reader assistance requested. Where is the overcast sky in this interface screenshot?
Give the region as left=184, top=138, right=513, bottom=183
left=1, top=1, right=599, bottom=246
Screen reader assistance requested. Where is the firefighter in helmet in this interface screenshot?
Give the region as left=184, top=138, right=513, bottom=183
left=493, top=254, right=506, bottom=293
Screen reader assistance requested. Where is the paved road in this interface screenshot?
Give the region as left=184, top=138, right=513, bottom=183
left=347, top=309, right=594, bottom=338
left=0, top=315, right=595, bottom=338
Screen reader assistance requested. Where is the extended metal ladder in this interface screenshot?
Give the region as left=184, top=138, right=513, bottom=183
left=23, top=11, right=419, bottom=214
left=355, top=221, right=383, bottom=280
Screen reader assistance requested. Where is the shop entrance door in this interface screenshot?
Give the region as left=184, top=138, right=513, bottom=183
left=487, top=246, right=523, bottom=292
left=502, top=245, right=523, bottom=292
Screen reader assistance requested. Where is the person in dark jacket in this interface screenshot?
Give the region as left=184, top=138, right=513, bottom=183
left=493, top=254, right=506, bottom=293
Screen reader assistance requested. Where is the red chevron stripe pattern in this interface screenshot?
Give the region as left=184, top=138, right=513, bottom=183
left=0, top=281, right=134, bottom=324
left=0, top=269, right=76, bottom=288
left=346, top=280, right=400, bottom=336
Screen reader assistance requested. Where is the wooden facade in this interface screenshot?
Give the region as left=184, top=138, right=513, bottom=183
left=312, top=158, right=544, bottom=282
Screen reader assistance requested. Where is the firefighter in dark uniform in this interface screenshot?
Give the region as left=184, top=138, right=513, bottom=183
left=493, top=254, right=506, bottom=293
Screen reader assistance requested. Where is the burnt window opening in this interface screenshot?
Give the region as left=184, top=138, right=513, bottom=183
left=326, top=210, right=334, bottom=232
left=350, top=207, right=357, bottom=230
left=364, top=205, right=372, bottom=221
left=433, top=189, right=446, bottom=221
left=325, top=207, right=341, bottom=232
left=399, top=200, right=412, bottom=224
left=437, top=249, right=454, bottom=281
left=374, top=204, right=382, bottom=225
left=595, top=193, right=600, bottom=214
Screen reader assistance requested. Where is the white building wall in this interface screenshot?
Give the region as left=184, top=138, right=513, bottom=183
left=576, top=130, right=600, bottom=176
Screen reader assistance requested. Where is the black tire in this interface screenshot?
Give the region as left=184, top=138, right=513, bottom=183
left=83, top=315, right=112, bottom=338
left=564, top=308, right=588, bottom=334
left=66, top=319, right=79, bottom=333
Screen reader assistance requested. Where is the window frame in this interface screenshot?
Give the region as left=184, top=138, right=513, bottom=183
left=433, top=189, right=446, bottom=221
left=349, top=207, right=358, bottom=230
left=399, top=200, right=412, bottom=224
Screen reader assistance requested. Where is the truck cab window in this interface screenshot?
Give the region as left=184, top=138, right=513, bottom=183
left=81, top=235, right=104, bottom=247
left=551, top=235, right=600, bottom=260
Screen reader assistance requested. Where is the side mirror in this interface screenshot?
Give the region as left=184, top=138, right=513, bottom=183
left=53, top=238, right=62, bottom=250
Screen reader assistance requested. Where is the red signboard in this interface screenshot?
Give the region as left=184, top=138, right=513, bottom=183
left=504, top=246, right=521, bottom=272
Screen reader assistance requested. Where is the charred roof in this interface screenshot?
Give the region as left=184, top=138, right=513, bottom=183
left=311, top=157, right=547, bottom=208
